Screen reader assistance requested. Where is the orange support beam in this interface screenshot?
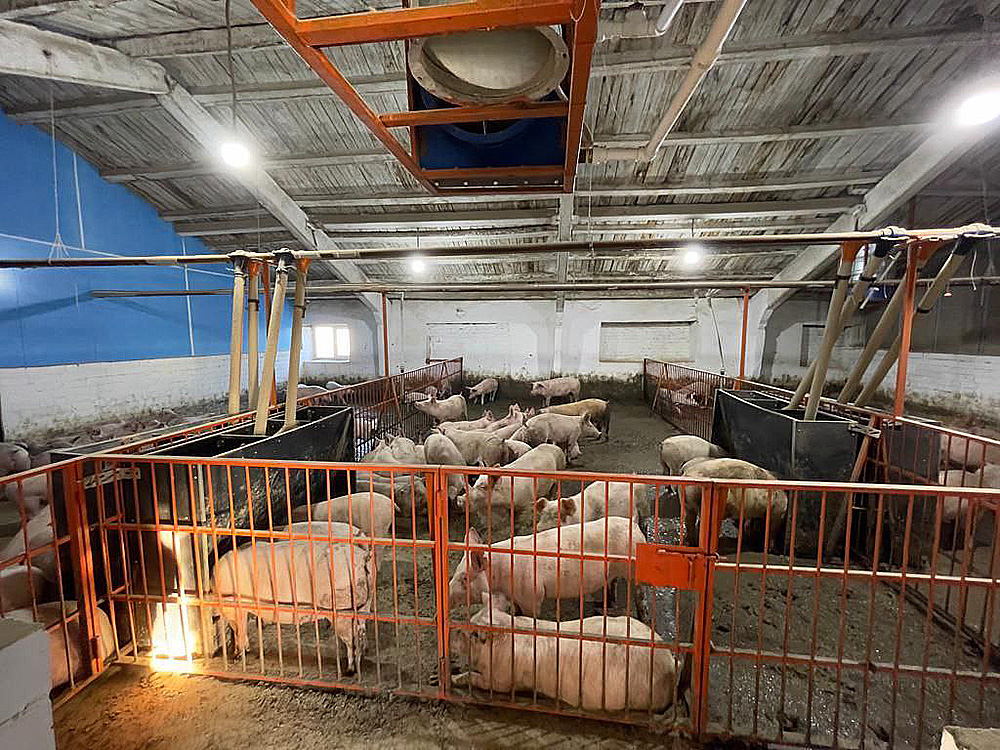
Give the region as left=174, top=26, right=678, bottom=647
left=561, top=0, right=598, bottom=191
left=297, top=0, right=576, bottom=47
left=380, top=101, right=568, bottom=128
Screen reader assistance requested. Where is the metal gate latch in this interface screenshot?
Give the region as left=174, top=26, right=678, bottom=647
left=635, top=543, right=715, bottom=590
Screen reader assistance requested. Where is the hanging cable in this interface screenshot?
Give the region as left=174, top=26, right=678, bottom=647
left=47, top=85, right=69, bottom=261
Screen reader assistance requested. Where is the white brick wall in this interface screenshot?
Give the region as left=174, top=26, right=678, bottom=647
left=0, top=352, right=290, bottom=435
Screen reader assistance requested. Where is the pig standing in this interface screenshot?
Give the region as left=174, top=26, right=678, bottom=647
left=501, top=439, right=532, bottom=462
left=658, top=435, right=727, bottom=475
left=534, top=480, right=647, bottom=532
left=448, top=518, right=645, bottom=616
left=530, top=376, right=581, bottom=407
left=414, top=395, right=468, bottom=424
left=0, top=443, right=29, bottom=476
left=682, top=458, right=788, bottom=551
left=353, top=473, right=427, bottom=516
left=6, top=601, right=115, bottom=691
left=424, top=433, right=468, bottom=500
left=296, top=384, right=326, bottom=399
left=482, top=405, right=528, bottom=433
left=291, top=491, right=396, bottom=537
left=459, top=444, right=565, bottom=512
left=466, top=378, right=499, bottom=405
left=515, top=413, right=600, bottom=459
left=213, top=538, right=374, bottom=672
left=452, top=599, right=675, bottom=711
left=541, top=399, right=611, bottom=441
left=437, top=428, right=505, bottom=468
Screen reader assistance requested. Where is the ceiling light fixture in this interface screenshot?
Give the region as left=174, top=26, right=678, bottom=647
left=219, top=140, right=251, bottom=169
left=410, top=256, right=427, bottom=274
left=681, top=243, right=704, bottom=268
left=955, top=88, right=1000, bottom=127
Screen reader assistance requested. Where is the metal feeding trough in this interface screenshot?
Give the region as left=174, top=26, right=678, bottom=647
left=53, top=404, right=355, bottom=657
left=711, top=389, right=865, bottom=556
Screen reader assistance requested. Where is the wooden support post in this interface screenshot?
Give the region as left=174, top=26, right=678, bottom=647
left=804, top=241, right=862, bottom=420
left=381, top=292, right=390, bottom=377
left=226, top=257, right=248, bottom=415
left=261, top=264, right=278, bottom=407
left=254, top=256, right=290, bottom=435
left=893, top=243, right=919, bottom=416
left=246, top=263, right=261, bottom=408
left=737, top=287, right=749, bottom=389
left=283, top=259, right=310, bottom=431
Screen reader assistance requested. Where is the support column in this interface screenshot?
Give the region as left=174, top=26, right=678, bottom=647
left=803, top=242, right=862, bottom=420
left=246, top=263, right=261, bottom=408
left=226, top=254, right=248, bottom=415
left=282, top=259, right=310, bottom=431
left=261, top=263, right=278, bottom=407
left=254, top=254, right=290, bottom=436
left=381, top=292, right=390, bottom=377
left=891, top=243, right=919, bottom=417
left=736, top=288, right=750, bottom=389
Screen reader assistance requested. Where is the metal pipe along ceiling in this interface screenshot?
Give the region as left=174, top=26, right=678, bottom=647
left=2, top=224, right=995, bottom=268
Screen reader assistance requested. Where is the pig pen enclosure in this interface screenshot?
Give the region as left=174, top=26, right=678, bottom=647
left=2, top=355, right=996, bottom=750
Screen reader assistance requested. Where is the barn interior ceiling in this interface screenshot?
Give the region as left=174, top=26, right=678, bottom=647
left=1, top=0, right=999, bottom=289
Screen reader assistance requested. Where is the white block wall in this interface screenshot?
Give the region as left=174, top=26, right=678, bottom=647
left=0, top=618, right=55, bottom=750
left=0, top=352, right=289, bottom=435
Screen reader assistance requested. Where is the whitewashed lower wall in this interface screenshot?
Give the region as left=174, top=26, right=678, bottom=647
left=0, top=353, right=289, bottom=435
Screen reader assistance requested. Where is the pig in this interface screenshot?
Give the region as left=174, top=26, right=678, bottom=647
left=296, top=384, right=327, bottom=399
left=530, top=376, right=581, bottom=407
left=936, top=469, right=999, bottom=522
left=448, top=518, right=645, bottom=616
left=451, top=598, right=675, bottom=711
left=404, top=391, right=431, bottom=404
left=658, top=435, right=727, bottom=475
left=438, top=411, right=495, bottom=432
left=458, top=444, right=566, bottom=512
left=362, top=438, right=397, bottom=464
left=414, top=395, right=468, bottom=424
left=437, top=429, right=506, bottom=468
left=387, top=436, right=421, bottom=463
left=291, top=491, right=397, bottom=537
left=940, top=439, right=992, bottom=472
left=213, top=538, right=374, bottom=672
left=501, top=439, right=532, bottom=462
left=482, top=404, right=527, bottom=433
left=517, top=413, right=600, bottom=459
left=682, top=458, right=788, bottom=551
left=679, top=456, right=712, bottom=473
left=534, top=481, right=647, bottom=532
left=0, top=443, right=30, bottom=476
left=424, top=433, right=468, bottom=500
left=541, top=399, right=611, bottom=441
left=353, top=474, right=427, bottom=516
left=325, top=380, right=345, bottom=391
left=0, top=565, right=48, bottom=612
left=3, top=473, right=48, bottom=516
left=6, top=601, right=115, bottom=691
left=466, top=378, right=499, bottom=405
left=0, top=505, right=56, bottom=580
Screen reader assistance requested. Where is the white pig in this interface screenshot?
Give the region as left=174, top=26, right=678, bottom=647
left=659, top=435, right=726, bottom=475
left=448, top=518, right=645, bottom=616
left=291, top=491, right=397, bottom=537
left=438, top=411, right=495, bottom=432
left=452, top=600, right=675, bottom=711
left=482, top=404, right=527, bottom=433
left=2, top=473, right=47, bottom=517
left=353, top=474, right=427, bottom=516
left=517, top=413, right=600, bottom=458
left=437, top=428, right=506, bottom=468
left=213, top=538, right=374, bottom=672
left=0, top=443, right=30, bottom=477
left=0, top=505, right=56, bottom=580
left=414, top=395, right=468, bottom=423
left=501, top=439, right=532, bottom=462
left=466, top=378, right=499, bottom=405
left=0, top=565, right=48, bottom=612
left=459, top=444, right=566, bottom=512
left=6, top=601, right=115, bottom=691
left=541, top=399, right=611, bottom=441
left=423, top=433, right=468, bottom=500
left=530, top=376, right=581, bottom=407
left=534, top=481, right=647, bottom=532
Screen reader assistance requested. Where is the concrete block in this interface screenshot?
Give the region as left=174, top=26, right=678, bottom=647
left=941, top=726, right=1000, bottom=750
left=0, top=697, right=56, bottom=750
left=0, top=617, right=53, bottom=725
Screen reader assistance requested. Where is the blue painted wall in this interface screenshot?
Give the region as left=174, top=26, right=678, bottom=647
left=0, top=111, right=289, bottom=367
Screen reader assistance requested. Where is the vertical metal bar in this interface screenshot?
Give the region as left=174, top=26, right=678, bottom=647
left=227, top=260, right=247, bottom=415
left=282, top=259, right=310, bottom=431
left=893, top=244, right=919, bottom=417
left=737, top=288, right=749, bottom=389
left=247, top=264, right=261, bottom=408
left=254, top=257, right=289, bottom=435
left=382, top=292, right=390, bottom=378
left=693, top=480, right=719, bottom=737
left=64, top=461, right=102, bottom=679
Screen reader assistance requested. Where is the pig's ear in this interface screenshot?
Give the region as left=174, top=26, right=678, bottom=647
left=469, top=549, right=486, bottom=574
left=466, top=527, right=483, bottom=546
left=560, top=497, right=577, bottom=519
left=535, top=497, right=548, bottom=513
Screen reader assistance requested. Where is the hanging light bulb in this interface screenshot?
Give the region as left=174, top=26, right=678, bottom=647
left=955, top=88, right=1000, bottom=127
left=219, top=140, right=251, bottom=169
left=410, top=256, right=426, bottom=274
left=681, top=243, right=705, bottom=268
left=943, top=282, right=953, bottom=297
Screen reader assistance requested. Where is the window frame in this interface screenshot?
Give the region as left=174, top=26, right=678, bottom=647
left=311, top=324, right=351, bottom=363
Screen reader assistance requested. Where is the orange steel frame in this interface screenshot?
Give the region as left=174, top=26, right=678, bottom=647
left=247, top=0, right=598, bottom=194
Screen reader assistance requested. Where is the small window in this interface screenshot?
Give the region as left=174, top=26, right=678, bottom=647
left=313, top=325, right=350, bottom=361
